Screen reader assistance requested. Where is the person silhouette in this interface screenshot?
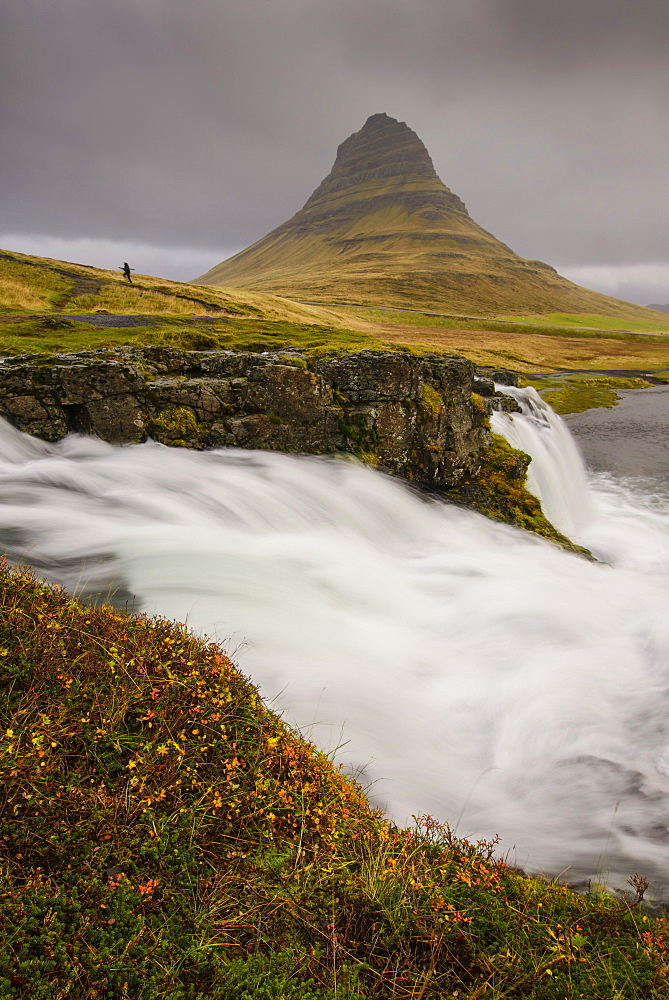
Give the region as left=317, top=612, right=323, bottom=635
left=121, top=262, right=133, bottom=283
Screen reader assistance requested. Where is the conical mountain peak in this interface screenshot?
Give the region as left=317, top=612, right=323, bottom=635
left=197, top=116, right=648, bottom=319
left=303, top=113, right=468, bottom=219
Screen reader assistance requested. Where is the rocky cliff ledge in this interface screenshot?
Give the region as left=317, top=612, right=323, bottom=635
left=0, top=347, right=516, bottom=490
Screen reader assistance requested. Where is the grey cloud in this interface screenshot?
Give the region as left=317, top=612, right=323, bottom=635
left=1, top=0, right=668, bottom=287
left=557, top=263, right=669, bottom=308
left=489, top=0, right=669, bottom=56
left=0, top=232, right=231, bottom=283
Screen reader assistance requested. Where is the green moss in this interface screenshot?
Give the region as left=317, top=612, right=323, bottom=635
left=526, top=374, right=654, bottom=415
left=338, top=411, right=380, bottom=462
left=148, top=406, right=209, bottom=448
left=470, top=391, right=486, bottom=413
left=355, top=450, right=380, bottom=467
left=542, top=384, right=619, bottom=413
left=447, top=434, right=592, bottom=557
left=418, top=382, right=443, bottom=421
left=276, top=354, right=308, bottom=369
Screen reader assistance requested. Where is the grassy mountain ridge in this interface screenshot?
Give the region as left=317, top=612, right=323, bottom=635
left=196, top=114, right=662, bottom=322
left=0, top=247, right=395, bottom=357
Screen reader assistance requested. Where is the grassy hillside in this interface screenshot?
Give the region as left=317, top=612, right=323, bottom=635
left=332, top=305, right=669, bottom=374
left=0, top=248, right=393, bottom=356
left=2, top=561, right=668, bottom=999
left=196, top=114, right=664, bottom=324
left=2, top=247, right=669, bottom=375
left=0, top=247, right=349, bottom=323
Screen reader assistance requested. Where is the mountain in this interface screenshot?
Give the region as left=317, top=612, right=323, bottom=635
left=648, top=302, right=669, bottom=314
left=197, top=113, right=654, bottom=319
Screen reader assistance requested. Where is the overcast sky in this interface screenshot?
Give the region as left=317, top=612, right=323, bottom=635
left=2, top=0, right=668, bottom=305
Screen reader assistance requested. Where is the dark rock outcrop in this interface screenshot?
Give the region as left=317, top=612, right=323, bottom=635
left=0, top=347, right=497, bottom=489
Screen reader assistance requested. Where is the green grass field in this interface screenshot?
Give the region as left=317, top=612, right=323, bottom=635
left=505, top=312, right=669, bottom=334
left=0, top=313, right=394, bottom=358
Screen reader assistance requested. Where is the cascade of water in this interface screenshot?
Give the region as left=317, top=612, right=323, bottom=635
left=1, top=413, right=669, bottom=897
left=491, top=385, right=594, bottom=537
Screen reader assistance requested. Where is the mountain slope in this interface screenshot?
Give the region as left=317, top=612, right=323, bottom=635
left=198, top=114, right=656, bottom=321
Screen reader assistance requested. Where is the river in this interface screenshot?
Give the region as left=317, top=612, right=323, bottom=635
left=1, top=388, right=669, bottom=899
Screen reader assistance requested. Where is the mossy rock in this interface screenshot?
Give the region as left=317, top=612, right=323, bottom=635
left=338, top=411, right=380, bottom=454
left=147, top=406, right=209, bottom=447
left=446, top=434, right=592, bottom=557
left=418, top=383, right=443, bottom=420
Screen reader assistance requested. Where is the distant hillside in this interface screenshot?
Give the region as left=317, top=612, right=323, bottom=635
left=648, top=302, right=669, bottom=314
left=197, top=114, right=658, bottom=323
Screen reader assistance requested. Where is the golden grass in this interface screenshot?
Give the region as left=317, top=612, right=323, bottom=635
left=0, top=255, right=75, bottom=311
left=359, top=321, right=669, bottom=372
left=0, top=248, right=360, bottom=329
left=0, top=278, right=55, bottom=312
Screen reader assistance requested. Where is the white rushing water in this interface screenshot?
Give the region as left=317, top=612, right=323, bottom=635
left=491, top=385, right=594, bottom=537
left=2, top=391, right=669, bottom=897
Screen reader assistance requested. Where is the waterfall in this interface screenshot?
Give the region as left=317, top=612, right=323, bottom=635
left=491, top=385, right=593, bottom=537
left=1, top=405, right=669, bottom=898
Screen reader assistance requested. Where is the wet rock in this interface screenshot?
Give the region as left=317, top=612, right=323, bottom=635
left=475, top=366, right=521, bottom=387
left=0, top=346, right=495, bottom=489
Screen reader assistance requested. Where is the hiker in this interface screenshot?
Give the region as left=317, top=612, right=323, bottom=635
left=121, top=262, right=133, bottom=283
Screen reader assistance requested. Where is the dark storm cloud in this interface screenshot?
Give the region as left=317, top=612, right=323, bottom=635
left=1, top=0, right=668, bottom=293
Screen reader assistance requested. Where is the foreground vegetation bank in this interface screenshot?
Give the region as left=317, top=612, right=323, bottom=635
left=1, top=563, right=668, bottom=998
